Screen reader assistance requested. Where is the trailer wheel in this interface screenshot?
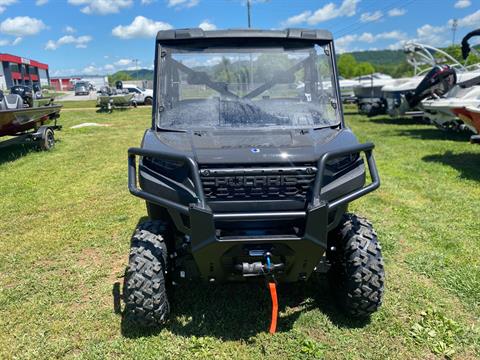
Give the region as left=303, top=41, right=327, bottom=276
left=38, top=128, right=55, bottom=151
left=327, top=213, right=385, bottom=318
left=123, top=221, right=170, bottom=327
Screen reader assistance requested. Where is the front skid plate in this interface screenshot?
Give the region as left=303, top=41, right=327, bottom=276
left=189, top=203, right=328, bottom=283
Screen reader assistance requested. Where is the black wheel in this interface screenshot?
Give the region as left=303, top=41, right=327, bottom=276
left=123, top=221, right=170, bottom=327
left=38, top=128, right=55, bottom=151
left=327, top=213, right=385, bottom=318
left=144, top=97, right=153, bottom=105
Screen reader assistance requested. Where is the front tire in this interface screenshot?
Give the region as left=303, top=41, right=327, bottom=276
left=327, top=214, right=385, bottom=318
left=123, top=221, right=170, bottom=327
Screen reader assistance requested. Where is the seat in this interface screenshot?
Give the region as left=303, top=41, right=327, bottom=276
left=3, top=94, right=24, bottom=110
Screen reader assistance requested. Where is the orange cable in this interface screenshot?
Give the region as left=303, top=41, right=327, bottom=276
left=268, top=282, right=278, bottom=334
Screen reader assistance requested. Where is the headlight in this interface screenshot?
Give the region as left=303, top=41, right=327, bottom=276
left=142, top=157, right=187, bottom=181
left=326, top=153, right=360, bottom=172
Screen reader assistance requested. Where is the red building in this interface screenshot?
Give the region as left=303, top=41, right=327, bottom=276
left=0, top=53, right=50, bottom=90
left=50, top=77, right=80, bottom=91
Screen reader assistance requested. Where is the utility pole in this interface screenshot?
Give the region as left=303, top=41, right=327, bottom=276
left=247, top=0, right=251, bottom=28
left=133, top=59, right=139, bottom=81
left=451, top=19, right=458, bottom=46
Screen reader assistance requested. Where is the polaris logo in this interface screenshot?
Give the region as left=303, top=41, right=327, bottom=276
left=213, top=175, right=299, bottom=187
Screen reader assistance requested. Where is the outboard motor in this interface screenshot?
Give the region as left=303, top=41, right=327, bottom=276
left=32, top=83, right=42, bottom=99
left=405, top=65, right=457, bottom=109
left=115, top=80, right=123, bottom=90
left=10, top=85, right=33, bottom=108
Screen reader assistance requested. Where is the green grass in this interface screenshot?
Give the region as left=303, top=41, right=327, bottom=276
left=0, top=103, right=479, bottom=359
left=57, top=100, right=98, bottom=109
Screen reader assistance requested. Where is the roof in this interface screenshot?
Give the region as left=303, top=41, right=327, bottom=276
left=0, top=54, right=48, bottom=70
left=156, top=28, right=333, bottom=42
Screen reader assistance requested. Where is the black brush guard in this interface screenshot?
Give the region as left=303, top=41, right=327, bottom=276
left=128, top=143, right=380, bottom=282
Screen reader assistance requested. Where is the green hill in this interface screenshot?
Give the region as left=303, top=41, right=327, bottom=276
left=109, top=69, right=154, bottom=83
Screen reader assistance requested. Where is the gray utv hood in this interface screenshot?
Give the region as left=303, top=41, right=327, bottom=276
left=141, top=128, right=359, bottom=165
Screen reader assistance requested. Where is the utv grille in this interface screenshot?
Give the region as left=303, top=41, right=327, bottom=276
left=200, top=166, right=317, bottom=202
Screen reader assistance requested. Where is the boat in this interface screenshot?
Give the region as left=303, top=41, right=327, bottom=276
left=382, top=42, right=480, bottom=117
left=353, top=73, right=398, bottom=116
left=0, top=86, right=62, bottom=150
left=422, top=83, right=480, bottom=131
left=338, top=76, right=358, bottom=103
left=97, top=81, right=136, bottom=112
left=421, top=28, right=480, bottom=132
left=450, top=28, right=480, bottom=143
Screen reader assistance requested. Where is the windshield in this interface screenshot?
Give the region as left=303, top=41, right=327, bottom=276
left=157, top=43, right=339, bottom=130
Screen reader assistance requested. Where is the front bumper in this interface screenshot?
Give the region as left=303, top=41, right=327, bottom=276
left=128, top=143, right=380, bottom=282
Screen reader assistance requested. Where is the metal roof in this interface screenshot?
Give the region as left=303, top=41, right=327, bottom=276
left=156, top=28, right=333, bottom=42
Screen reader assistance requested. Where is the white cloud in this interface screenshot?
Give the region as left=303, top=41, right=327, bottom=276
left=283, top=0, right=359, bottom=26
left=64, top=26, right=76, bottom=33
left=0, top=36, right=21, bottom=46
left=167, top=0, right=199, bottom=9
left=112, top=16, right=172, bottom=39
left=82, top=65, right=100, bottom=75
left=388, top=8, right=406, bottom=17
left=283, top=10, right=312, bottom=26
left=450, top=9, right=480, bottom=28
left=454, top=0, right=471, bottom=9
left=358, top=32, right=375, bottom=42
left=115, top=58, right=132, bottom=66
left=45, top=35, right=92, bottom=50
left=68, top=0, right=132, bottom=15
left=80, top=58, right=143, bottom=75
left=198, top=20, right=216, bottom=31
left=360, top=10, right=383, bottom=23
left=0, top=16, right=46, bottom=36
left=335, top=30, right=407, bottom=52
left=36, top=0, right=48, bottom=5
left=377, top=30, right=407, bottom=40
left=415, top=24, right=448, bottom=47
left=141, top=0, right=153, bottom=3
left=51, top=68, right=79, bottom=77
left=104, top=64, right=116, bottom=71
left=0, top=0, right=17, bottom=13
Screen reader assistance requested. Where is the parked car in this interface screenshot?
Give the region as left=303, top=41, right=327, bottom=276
left=74, top=81, right=90, bottom=96
left=123, top=84, right=153, bottom=105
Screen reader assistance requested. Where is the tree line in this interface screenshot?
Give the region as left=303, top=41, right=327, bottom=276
left=337, top=45, right=480, bottom=79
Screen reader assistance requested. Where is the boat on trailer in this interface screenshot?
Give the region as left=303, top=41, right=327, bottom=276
left=97, top=81, right=136, bottom=112
left=0, top=86, right=62, bottom=150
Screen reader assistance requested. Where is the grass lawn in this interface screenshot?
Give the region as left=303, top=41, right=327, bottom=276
left=0, top=104, right=479, bottom=359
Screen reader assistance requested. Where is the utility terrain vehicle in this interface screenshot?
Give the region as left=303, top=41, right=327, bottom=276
left=126, top=28, right=384, bottom=330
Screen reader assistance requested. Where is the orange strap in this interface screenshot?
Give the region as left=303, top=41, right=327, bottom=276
left=268, top=282, right=278, bottom=334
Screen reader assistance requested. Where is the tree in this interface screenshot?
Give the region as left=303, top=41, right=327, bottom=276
left=355, top=62, right=375, bottom=76
left=337, top=54, right=357, bottom=78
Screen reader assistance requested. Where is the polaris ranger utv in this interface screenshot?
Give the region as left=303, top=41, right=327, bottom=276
left=126, top=28, right=384, bottom=330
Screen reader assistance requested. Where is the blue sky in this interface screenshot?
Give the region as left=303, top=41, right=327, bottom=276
left=0, top=0, right=479, bottom=76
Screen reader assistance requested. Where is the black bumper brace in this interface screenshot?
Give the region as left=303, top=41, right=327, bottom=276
left=127, top=142, right=380, bottom=221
